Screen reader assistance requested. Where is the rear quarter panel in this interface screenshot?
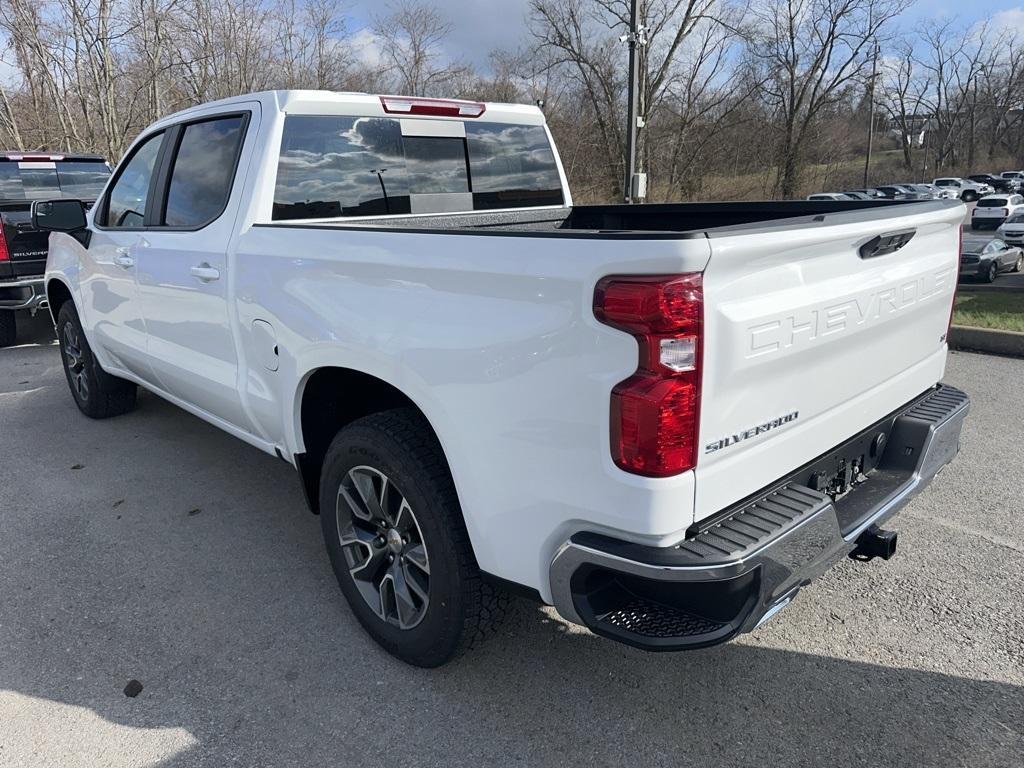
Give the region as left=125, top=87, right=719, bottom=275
left=233, top=225, right=711, bottom=598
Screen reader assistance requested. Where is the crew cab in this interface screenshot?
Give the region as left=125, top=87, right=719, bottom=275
left=968, top=173, right=1018, bottom=193
left=0, top=153, right=110, bottom=346
left=933, top=177, right=989, bottom=201
left=38, top=91, right=969, bottom=666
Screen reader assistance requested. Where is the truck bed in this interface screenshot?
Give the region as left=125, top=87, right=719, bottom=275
left=264, top=199, right=936, bottom=237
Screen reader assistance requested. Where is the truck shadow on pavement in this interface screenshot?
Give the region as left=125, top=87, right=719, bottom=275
left=1, top=340, right=1022, bottom=767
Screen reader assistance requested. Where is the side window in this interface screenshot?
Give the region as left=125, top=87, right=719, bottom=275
left=104, top=132, right=163, bottom=228
left=163, top=115, right=246, bottom=228
left=274, top=116, right=411, bottom=219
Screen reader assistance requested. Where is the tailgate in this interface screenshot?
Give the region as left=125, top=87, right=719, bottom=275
left=0, top=204, right=48, bottom=280
left=694, top=201, right=962, bottom=522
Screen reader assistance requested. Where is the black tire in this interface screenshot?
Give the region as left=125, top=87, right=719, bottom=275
left=963, top=191, right=978, bottom=202
left=984, top=262, right=998, bottom=283
left=1015, top=254, right=1023, bottom=273
left=318, top=408, right=507, bottom=667
left=0, top=310, right=14, bottom=347
left=56, top=302, right=137, bottom=418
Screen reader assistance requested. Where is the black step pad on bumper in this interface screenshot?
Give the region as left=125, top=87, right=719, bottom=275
left=548, top=384, right=970, bottom=651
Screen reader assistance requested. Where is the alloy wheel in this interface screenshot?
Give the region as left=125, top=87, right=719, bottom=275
left=336, top=466, right=430, bottom=630
left=62, top=323, right=89, bottom=402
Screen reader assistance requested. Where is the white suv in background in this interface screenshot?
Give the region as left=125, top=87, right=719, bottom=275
left=933, top=177, right=989, bottom=202
left=972, top=194, right=1024, bottom=229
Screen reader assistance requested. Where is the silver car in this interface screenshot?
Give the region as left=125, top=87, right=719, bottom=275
left=959, top=236, right=1024, bottom=282
left=996, top=211, right=1024, bottom=245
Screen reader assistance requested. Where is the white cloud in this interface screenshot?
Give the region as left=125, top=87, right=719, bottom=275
left=989, top=7, right=1024, bottom=36
left=350, top=27, right=383, bottom=69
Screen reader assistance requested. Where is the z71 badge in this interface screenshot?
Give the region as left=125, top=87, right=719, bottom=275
left=705, top=411, right=799, bottom=454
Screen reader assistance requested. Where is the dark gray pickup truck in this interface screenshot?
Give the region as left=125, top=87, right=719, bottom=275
left=0, top=153, right=110, bottom=346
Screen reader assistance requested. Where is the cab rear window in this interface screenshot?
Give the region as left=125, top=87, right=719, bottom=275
left=273, top=116, right=563, bottom=220
left=0, top=160, right=110, bottom=200
left=976, top=199, right=1009, bottom=207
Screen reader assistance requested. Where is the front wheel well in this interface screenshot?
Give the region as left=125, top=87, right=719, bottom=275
left=296, top=367, right=443, bottom=514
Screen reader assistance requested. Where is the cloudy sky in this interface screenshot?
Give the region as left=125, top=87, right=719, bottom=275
left=346, top=0, right=532, bottom=69
left=1, top=0, right=1022, bottom=85
left=344, top=0, right=1024, bottom=73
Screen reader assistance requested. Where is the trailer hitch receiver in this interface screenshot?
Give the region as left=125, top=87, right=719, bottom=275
left=850, top=525, right=898, bottom=562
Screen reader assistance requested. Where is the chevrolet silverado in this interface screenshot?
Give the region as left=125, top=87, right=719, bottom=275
left=37, top=91, right=969, bottom=666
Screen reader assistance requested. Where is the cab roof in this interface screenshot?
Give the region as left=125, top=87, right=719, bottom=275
left=150, top=90, right=547, bottom=130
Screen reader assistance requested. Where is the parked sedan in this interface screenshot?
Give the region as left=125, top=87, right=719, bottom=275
left=875, top=185, right=913, bottom=200
left=842, top=190, right=875, bottom=200
left=971, top=194, right=1024, bottom=229
left=960, top=236, right=1024, bottom=282
left=903, top=183, right=942, bottom=199
left=806, top=192, right=859, bottom=201
left=876, top=184, right=932, bottom=200
left=846, top=188, right=887, bottom=199
left=996, top=211, right=1024, bottom=245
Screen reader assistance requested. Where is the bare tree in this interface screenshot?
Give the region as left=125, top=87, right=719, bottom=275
left=530, top=0, right=741, bottom=196
left=879, top=39, right=931, bottom=170
left=748, top=0, right=911, bottom=197
left=372, top=2, right=471, bottom=96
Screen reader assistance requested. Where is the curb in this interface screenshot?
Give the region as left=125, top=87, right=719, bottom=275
left=957, top=283, right=1024, bottom=293
left=949, top=325, right=1024, bottom=358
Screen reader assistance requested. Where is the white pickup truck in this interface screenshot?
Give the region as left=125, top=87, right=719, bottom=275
left=37, top=91, right=969, bottom=666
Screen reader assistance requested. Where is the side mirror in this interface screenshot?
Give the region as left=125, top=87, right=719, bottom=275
left=31, top=199, right=88, bottom=233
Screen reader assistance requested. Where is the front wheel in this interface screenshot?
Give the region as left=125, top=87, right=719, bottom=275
left=0, top=310, right=14, bottom=347
left=984, top=262, right=998, bottom=283
left=318, top=408, right=507, bottom=667
left=56, top=302, right=137, bottom=418
left=963, top=191, right=978, bottom=202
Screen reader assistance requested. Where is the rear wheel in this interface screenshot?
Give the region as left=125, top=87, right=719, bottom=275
left=963, top=191, right=978, bottom=202
left=56, top=302, right=137, bottom=418
left=1015, top=254, right=1023, bottom=272
left=318, top=408, right=507, bottom=667
left=0, top=310, right=14, bottom=347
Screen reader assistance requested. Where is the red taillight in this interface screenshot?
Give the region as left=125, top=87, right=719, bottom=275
left=379, top=95, right=485, bottom=118
left=595, top=274, right=703, bottom=477
left=0, top=218, right=9, bottom=262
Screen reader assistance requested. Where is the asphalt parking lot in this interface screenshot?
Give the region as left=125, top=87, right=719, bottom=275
left=1, top=312, right=1022, bottom=767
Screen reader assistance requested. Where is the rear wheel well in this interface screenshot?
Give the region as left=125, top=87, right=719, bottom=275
left=297, top=368, right=438, bottom=514
left=46, top=280, right=73, bottom=325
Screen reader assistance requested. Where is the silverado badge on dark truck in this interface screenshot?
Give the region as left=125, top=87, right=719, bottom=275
left=0, top=153, right=110, bottom=346
left=34, top=91, right=969, bottom=666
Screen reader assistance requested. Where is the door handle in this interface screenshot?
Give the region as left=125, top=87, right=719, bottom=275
left=114, top=248, right=134, bottom=268
left=190, top=264, right=221, bottom=282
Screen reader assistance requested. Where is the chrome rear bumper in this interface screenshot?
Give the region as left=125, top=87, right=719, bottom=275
left=0, top=278, right=47, bottom=313
left=549, top=385, right=970, bottom=651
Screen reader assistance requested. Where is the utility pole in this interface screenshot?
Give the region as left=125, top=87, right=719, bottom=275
left=621, top=0, right=646, bottom=203
left=863, top=41, right=879, bottom=188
